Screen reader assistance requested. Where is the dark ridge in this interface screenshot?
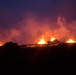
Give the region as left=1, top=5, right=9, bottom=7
left=0, top=42, right=76, bottom=74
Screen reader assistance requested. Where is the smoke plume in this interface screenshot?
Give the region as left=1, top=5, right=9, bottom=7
left=0, top=14, right=76, bottom=45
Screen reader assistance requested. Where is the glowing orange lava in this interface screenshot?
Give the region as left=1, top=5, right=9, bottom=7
left=38, top=36, right=47, bottom=44
left=50, top=37, right=56, bottom=42
left=66, top=39, right=76, bottom=43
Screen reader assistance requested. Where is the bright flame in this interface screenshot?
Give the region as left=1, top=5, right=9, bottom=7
left=38, top=36, right=47, bottom=44
left=50, top=37, right=56, bottom=42
left=66, top=39, right=76, bottom=43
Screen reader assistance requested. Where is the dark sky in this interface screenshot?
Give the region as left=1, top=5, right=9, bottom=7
left=0, top=0, right=76, bottom=28
left=0, top=0, right=76, bottom=44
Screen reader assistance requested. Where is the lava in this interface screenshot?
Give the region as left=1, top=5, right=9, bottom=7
left=50, top=37, right=56, bottom=42
left=38, top=36, right=47, bottom=44
left=66, top=39, right=76, bottom=43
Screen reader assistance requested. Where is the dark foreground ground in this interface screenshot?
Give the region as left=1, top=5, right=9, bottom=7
left=0, top=42, right=76, bottom=74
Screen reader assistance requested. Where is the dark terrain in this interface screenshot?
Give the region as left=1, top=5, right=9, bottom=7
left=0, top=42, right=76, bottom=74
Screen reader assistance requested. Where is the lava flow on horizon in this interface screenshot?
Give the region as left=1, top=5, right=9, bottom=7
left=37, top=35, right=76, bottom=45
left=50, top=37, right=56, bottom=42
left=66, top=39, right=76, bottom=43
left=38, top=36, right=47, bottom=44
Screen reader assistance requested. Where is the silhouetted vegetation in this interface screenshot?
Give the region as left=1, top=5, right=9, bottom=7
left=0, top=42, right=76, bottom=74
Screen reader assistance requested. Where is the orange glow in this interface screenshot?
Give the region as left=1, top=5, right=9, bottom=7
left=38, top=36, right=47, bottom=44
left=50, top=37, right=56, bottom=42
left=66, top=39, right=76, bottom=43
left=0, top=43, right=3, bottom=46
